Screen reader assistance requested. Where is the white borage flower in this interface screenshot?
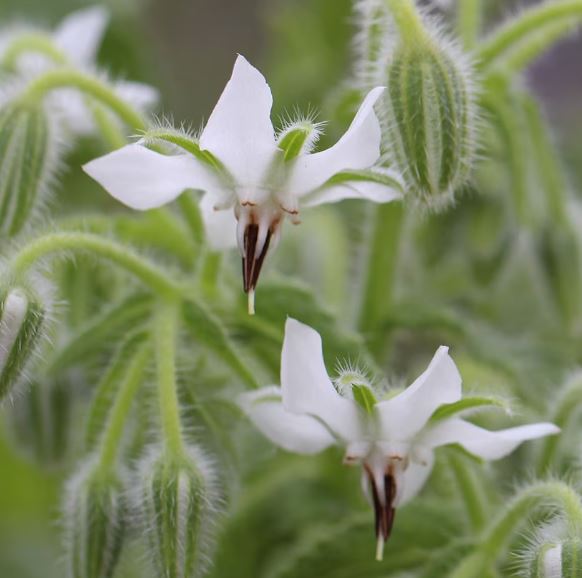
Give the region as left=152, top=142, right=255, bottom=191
left=0, top=6, right=158, bottom=137
left=82, top=55, right=404, bottom=313
left=239, top=318, right=560, bottom=560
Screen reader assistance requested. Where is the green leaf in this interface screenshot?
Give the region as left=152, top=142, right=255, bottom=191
left=325, top=168, right=403, bottom=191
left=278, top=123, right=317, bottom=161
left=430, top=396, right=510, bottom=423
left=183, top=298, right=260, bottom=389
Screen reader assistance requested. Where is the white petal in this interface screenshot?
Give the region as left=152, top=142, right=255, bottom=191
left=199, top=194, right=238, bottom=250
left=281, top=318, right=363, bottom=441
left=396, top=453, right=435, bottom=507
left=54, top=6, right=109, bottom=66
left=199, top=55, right=279, bottom=199
left=115, top=80, right=160, bottom=113
left=83, top=143, right=222, bottom=210
left=50, top=89, right=94, bottom=135
left=376, top=346, right=462, bottom=441
left=239, top=386, right=336, bottom=454
left=302, top=177, right=402, bottom=208
left=424, top=418, right=560, bottom=460
left=287, top=87, right=384, bottom=197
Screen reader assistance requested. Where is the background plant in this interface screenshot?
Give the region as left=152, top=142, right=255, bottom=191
left=0, top=1, right=582, bottom=578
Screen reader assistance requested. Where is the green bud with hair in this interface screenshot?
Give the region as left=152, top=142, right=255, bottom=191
left=0, top=100, right=60, bottom=236
left=377, top=7, right=477, bottom=206
left=0, top=284, right=48, bottom=402
left=524, top=539, right=582, bottom=578
left=63, top=459, right=127, bottom=578
left=134, top=446, right=221, bottom=578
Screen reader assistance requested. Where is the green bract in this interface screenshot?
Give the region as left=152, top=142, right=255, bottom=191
left=64, top=461, right=126, bottom=578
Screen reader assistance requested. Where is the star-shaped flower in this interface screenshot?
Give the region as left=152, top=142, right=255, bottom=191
left=239, top=318, right=560, bottom=559
left=83, top=55, right=403, bottom=312
left=0, top=6, right=158, bottom=136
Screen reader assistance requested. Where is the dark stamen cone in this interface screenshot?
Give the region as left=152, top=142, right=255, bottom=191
left=242, top=224, right=273, bottom=315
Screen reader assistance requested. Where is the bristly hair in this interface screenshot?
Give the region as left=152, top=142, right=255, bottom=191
left=276, top=105, right=326, bottom=155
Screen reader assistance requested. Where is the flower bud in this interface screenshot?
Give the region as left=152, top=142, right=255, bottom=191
left=63, top=460, right=126, bottom=578
left=134, top=447, right=220, bottom=578
left=0, top=285, right=47, bottom=402
left=0, top=101, right=60, bottom=236
left=379, top=27, right=477, bottom=206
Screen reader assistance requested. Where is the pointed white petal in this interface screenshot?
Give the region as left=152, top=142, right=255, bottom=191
left=281, top=318, right=363, bottom=442
left=376, top=347, right=462, bottom=441
left=199, top=55, right=279, bottom=199
left=239, top=386, right=336, bottom=454
left=287, top=87, right=384, bottom=197
left=115, top=80, right=160, bottom=113
left=396, top=453, right=435, bottom=507
left=302, top=178, right=402, bottom=208
left=83, top=143, right=222, bottom=210
left=199, top=194, right=238, bottom=250
left=54, top=6, right=109, bottom=66
left=424, top=418, right=560, bottom=460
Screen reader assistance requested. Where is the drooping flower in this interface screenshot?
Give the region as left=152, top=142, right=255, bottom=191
left=0, top=6, right=158, bottom=136
left=83, top=55, right=403, bottom=313
left=239, top=318, right=560, bottom=560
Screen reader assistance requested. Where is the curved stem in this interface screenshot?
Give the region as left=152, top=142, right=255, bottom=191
left=448, top=453, right=489, bottom=532
left=1, top=34, right=68, bottom=70
left=537, top=373, right=582, bottom=475
left=457, top=0, right=483, bottom=50
left=450, top=481, right=582, bottom=578
left=98, top=343, right=151, bottom=472
left=154, top=300, right=184, bottom=456
left=10, top=232, right=180, bottom=298
left=23, top=69, right=146, bottom=131
left=477, top=0, right=582, bottom=70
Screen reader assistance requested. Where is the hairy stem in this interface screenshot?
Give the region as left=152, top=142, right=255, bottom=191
left=1, top=34, right=68, bottom=70
left=478, top=0, right=582, bottom=70
left=10, top=232, right=179, bottom=298
left=457, top=0, right=483, bottom=50
left=23, top=69, right=146, bottom=131
left=98, top=343, right=151, bottom=472
left=154, top=300, right=184, bottom=456
left=384, top=0, right=426, bottom=41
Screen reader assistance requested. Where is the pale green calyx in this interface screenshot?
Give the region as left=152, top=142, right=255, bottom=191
left=378, top=13, right=477, bottom=206
left=523, top=539, right=582, bottom=577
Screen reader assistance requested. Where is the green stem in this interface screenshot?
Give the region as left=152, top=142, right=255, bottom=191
left=90, top=102, right=128, bottom=149
left=448, top=453, right=489, bottom=532
left=1, top=34, right=68, bottom=70
left=199, top=252, right=223, bottom=299
left=155, top=300, right=184, bottom=456
left=457, top=0, right=483, bottom=50
left=358, top=202, right=404, bottom=354
left=384, top=0, right=426, bottom=41
left=98, top=343, right=151, bottom=471
left=450, top=481, right=582, bottom=578
left=10, top=232, right=179, bottom=298
left=23, top=69, right=146, bottom=131
left=537, top=374, right=582, bottom=475
left=520, top=93, right=569, bottom=226
left=477, top=0, right=582, bottom=70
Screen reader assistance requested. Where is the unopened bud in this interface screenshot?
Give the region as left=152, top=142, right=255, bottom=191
left=134, top=447, right=221, bottom=578
left=63, top=460, right=126, bottom=578
left=0, top=101, right=60, bottom=236
left=0, top=286, right=47, bottom=402
left=379, top=25, right=477, bottom=206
